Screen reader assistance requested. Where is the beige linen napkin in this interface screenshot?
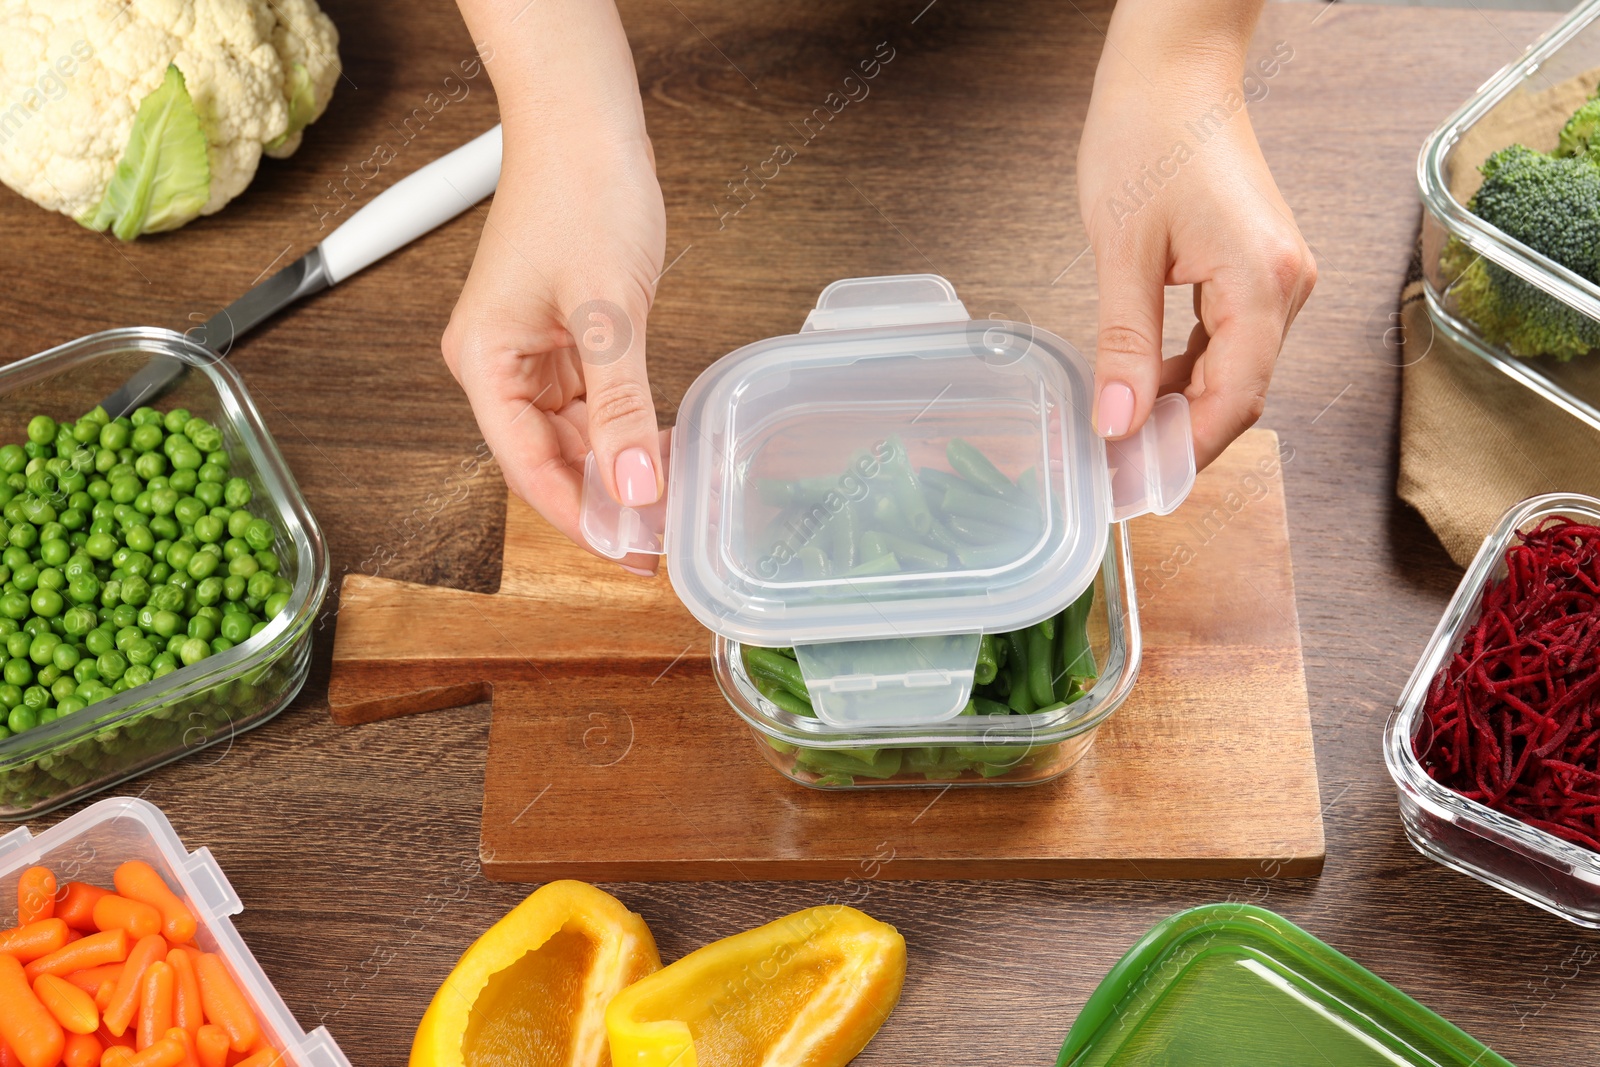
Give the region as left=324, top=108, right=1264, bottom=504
left=1398, top=70, right=1600, bottom=566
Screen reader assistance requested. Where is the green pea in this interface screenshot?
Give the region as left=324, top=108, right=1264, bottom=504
left=150, top=515, right=178, bottom=540
left=2, top=659, right=32, bottom=686
left=109, top=478, right=140, bottom=504
left=119, top=576, right=150, bottom=607
left=96, top=651, right=126, bottom=681
left=152, top=610, right=181, bottom=639
left=61, top=606, right=95, bottom=636
left=151, top=654, right=177, bottom=678
left=111, top=604, right=137, bottom=630
left=29, top=588, right=62, bottom=617
left=71, top=660, right=98, bottom=685
left=5, top=633, right=27, bottom=660
left=0, top=445, right=25, bottom=474
left=26, top=632, right=58, bottom=665
left=178, top=638, right=208, bottom=666
left=55, top=696, right=84, bottom=715
left=162, top=409, right=190, bottom=434
left=98, top=422, right=129, bottom=451
left=165, top=542, right=195, bottom=572
left=130, top=424, right=163, bottom=453
left=186, top=552, right=218, bottom=580
left=122, top=664, right=153, bottom=688
left=198, top=463, right=227, bottom=485
left=84, top=532, right=116, bottom=560
left=26, top=416, right=56, bottom=445
left=193, top=515, right=224, bottom=544
left=246, top=572, right=275, bottom=601
left=133, top=452, right=166, bottom=480
left=10, top=565, right=36, bottom=592
left=226, top=554, right=258, bottom=579
left=58, top=508, right=85, bottom=531
left=50, top=677, right=75, bottom=702
left=265, top=592, right=290, bottom=619
left=84, top=629, right=113, bottom=656
left=37, top=539, right=68, bottom=567
left=219, top=612, right=252, bottom=644
left=124, top=526, right=154, bottom=553
left=8, top=523, right=36, bottom=549
left=222, top=574, right=246, bottom=601
left=51, top=643, right=78, bottom=671
left=8, top=705, right=37, bottom=732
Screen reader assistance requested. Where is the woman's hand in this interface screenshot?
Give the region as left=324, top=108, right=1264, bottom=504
left=445, top=0, right=667, bottom=573
left=1076, top=0, right=1316, bottom=469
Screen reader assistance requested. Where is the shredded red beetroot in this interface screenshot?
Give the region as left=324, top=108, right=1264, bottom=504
left=1417, top=517, right=1600, bottom=853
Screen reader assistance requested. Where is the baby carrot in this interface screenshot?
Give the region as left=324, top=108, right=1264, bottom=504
left=34, top=972, right=100, bottom=1034
left=123, top=1036, right=184, bottom=1067
left=165, top=950, right=202, bottom=1035
left=0, top=919, right=69, bottom=962
left=102, top=935, right=167, bottom=1037
left=94, top=896, right=163, bottom=942
left=192, top=955, right=256, bottom=1053
left=96, top=1026, right=132, bottom=1051
left=192, top=1028, right=227, bottom=1067
left=65, top=928, right=85, bottom=944
left=135, top=962, right=174, bottom=1051
left=62, top=1033, right=101, bottom=1067
left=64, top=964, right=124, bottom=996
left=0, top=1042, right=18, bottom=1067
left=56, top=884, right=109, bottom=933
left=25, top=929, right=129, bottom=981
left=162, top=1030, right=197, bottom=1067
left=112, top=865, right=196, bottom=947
left=17, top=867, right=57, bottom=925
left=229, top=1050, right=282, bottom=1067
left=0, top=953, right=65, bottom=1067
left=100, top=1049, right=136, bottom=1067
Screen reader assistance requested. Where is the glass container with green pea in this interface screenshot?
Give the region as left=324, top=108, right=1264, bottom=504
left=581, top=274, right=1196, bottom=789
left=0, top=329, right=327, bottom=819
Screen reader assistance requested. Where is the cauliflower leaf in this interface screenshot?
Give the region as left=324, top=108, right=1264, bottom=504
left=81, top=64, right=211, bottom=241
left=266, top=62, right=316, bottom=152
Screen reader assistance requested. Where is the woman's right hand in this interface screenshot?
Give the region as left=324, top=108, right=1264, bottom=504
left=444, top=0, right=667, bottom=574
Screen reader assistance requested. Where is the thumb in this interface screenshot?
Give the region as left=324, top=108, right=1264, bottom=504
left=569, top=293, right=664, bottom=508
left=1091, top=234, right=1167, bottom=440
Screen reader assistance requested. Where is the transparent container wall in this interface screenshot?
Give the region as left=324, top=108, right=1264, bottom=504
left=1421, top=0, right=1600, bottom=428
left=719, top=527, right=1137, bottom=790
left=1386, top=494, right=1600, bottom=926
left=0, top=797, right=351, bottom=1066
left=0, top=330, right=326, bottom=819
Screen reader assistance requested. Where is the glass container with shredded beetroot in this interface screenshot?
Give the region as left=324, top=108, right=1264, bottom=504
left=1387, top=494, right=1600, bottom=928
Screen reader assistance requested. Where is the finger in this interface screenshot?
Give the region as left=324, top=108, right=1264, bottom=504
left=1184, top=302, right=1285, bottom=470
left=568, top=291, right=665, bottom=511
left=1091, top=231, right=1168, bottom=440
left=1158, top=286, right=1210, bottom=394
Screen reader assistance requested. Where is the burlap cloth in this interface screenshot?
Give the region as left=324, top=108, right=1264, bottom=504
left=1399, top=69, right=1600, bottom=566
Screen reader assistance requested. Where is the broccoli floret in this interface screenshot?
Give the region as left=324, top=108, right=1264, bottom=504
left=1448, top=142, right=1600, bottom=360
left=1557, top=95, right=1600, bottom=159
left=1442, top=238, right=1600, bottom=361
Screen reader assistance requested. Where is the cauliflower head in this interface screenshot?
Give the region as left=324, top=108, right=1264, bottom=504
left=0, top=0, right=339, bottom=237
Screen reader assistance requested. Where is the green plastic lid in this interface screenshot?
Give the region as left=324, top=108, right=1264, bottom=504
left=1058, top=904, right=1516, bottom=1067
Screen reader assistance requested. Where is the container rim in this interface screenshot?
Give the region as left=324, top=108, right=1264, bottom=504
left=1385, top=492, right=1600, bottom=882
left=0, top=327, right=329, bottom=768
left=1417, top=0, right=1600, bottom=328
left=720, top=521, right=1140, bottom=747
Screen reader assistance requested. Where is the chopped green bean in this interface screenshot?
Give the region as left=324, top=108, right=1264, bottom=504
left=947, top=439, right=1031, bottom=506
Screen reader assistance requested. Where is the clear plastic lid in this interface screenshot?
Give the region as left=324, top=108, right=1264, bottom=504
left=582, top=275, right=1193, bottom=725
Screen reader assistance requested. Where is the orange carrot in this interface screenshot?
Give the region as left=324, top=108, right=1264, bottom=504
left=227, top=1051, right=280, bottom=1067
left=192, top=1029, right=227, bottom=1067
left=165, top=951, right=202, bottom=1036
left=0, top=919, right=69, bottom=962
left=112, top=866, right=195, bottom=947
left=135, top=963, right=173, bottom=1051
left=63, top=965, right=124, bottom=996
left=162, top=1030, right=197, bottom=1067
left=0, top=1040, right=19, bottom=1067
left=102, top=935, right=166, bottom=1038
left=192, top=956, right=256, bottom=1054
left=34, top=973, right=99, bottom=1034
left=95, top=1027, right=132, bottom=1052
left=65, top=929, right=85, bottom=944
left=0, top=953, right=66, bottom=1067
left=56, top=885, right=109, bottom=934
left=123, top=1036, right=184, bottom=1067
left=62, top=1033, right=101, bottom=1067
left=100, top=1049, right=135, bottom=1067
left=93, top=896, right=162, bottom=942
left=17, top=867, right=57, bottom=926
left=25, top=929, right=129, bottom=981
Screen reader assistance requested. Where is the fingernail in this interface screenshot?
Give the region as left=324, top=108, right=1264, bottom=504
left=614, top=447, right=658, bottom=507
left=620, top=563, right=657, bottom=577
left=1097, top=382, right=1135, bottom=438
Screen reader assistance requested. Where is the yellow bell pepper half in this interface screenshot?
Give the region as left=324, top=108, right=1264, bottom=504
left=411, top=880, right=662, bottom=1067
left=605, top=905, right=906, bottom=1067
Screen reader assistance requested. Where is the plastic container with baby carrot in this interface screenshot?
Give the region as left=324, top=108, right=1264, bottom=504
left=0, top=797, right=348, bottom=1067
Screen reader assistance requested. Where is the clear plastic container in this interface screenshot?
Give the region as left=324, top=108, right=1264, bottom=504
left=717, top=525, right=1138, bottom=788
left=1385, top=493, right=1600, bottom=926
left=0, top=329, right=328, bottom=819
left=583, top=274, right=1192, bottom=787
left=1419, top=0, right=1600, bottom=430
left=0, top=795, right=351, bottom=1067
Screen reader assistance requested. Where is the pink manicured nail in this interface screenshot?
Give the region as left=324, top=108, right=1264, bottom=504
left=1097, top=382, right=1135, bottom=438
left=620, top=563, right=657, bottom=577
left=614, top=447, right=658, bottom=507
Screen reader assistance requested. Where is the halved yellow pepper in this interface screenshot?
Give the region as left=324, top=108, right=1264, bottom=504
left=605, top=905, right=906, bottom=1067
left=411, top=880, right=662, bottom=1067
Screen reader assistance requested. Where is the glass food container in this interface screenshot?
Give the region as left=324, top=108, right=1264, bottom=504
left=0, top=329, right=328, bottom=819
left=582, top=274, right=1195, bottom=789
left=1386, top=493, right=1600, bottom=927
left=1418, top=0, right=1600, bottom=431
left=0, top=796, right=352, bottom=1067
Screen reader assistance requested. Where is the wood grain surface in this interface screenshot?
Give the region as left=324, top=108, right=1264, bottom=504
left=2, top=2, right=1594, bottom=1065
left=330, top=429, right=1323, bottom=881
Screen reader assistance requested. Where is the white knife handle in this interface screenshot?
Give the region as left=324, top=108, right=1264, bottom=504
left=318, top=125, right=503, bottom=285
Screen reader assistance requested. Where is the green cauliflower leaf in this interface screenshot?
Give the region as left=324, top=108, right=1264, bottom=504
left=81, top=64, right=211, bottom=241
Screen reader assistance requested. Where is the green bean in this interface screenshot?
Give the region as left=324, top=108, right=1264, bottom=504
left=875, top=531, right=948, bottom=571
left=1039, top=614, right=1055, bottom=640
left=845, top=554, right=900, bottom=578
left=947, top=439, right=1031, bottom=506
left=941, top=484, right=1037, bottom=529
left=796, top=746, right=904, bottom=780
left=1027, top=623, right=1054, bottom=706
left=1004, top=632, right=1035, bottom=713
left=745, top=645, right=810, bottom=702
left=917, top=467, right=967, bottom=496
left=944, top=514, right=1010, bottom=544
left=956, top=543, right=1022, bottom=569
left=752, top=672, right=817, bottom=717
left=924, top=518, right=966, bottom=555
left=859, top=530, right=890, bottom=561
left=773, top=646, right=798, bottom=659
left=1056, top=585, right=1097, bottom=701
left=882, top=437, right=935, bottom=535
left=975, top=634, right=1000, bottom=685
left=796, top=546, right=829, bottom=579
left=830, top=500, right=861, bottom=571
left=971, top=696, right=1012, bottom=716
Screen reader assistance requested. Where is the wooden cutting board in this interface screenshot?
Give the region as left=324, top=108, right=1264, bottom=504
left=328, top=428, right=1324, bottom=881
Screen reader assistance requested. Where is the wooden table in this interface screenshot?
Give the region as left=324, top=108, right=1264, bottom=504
left=3, top=2, right=1592, bottom=1063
